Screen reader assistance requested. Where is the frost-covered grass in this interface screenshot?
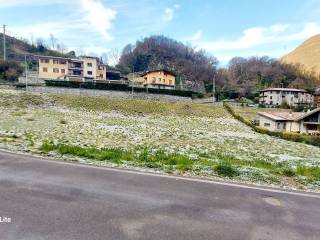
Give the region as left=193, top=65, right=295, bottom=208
left=0, top=89, right=320, bottom=191
left=233, top=105, right=290, bottom=121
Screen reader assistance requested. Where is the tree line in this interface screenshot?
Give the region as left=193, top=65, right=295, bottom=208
left=116, top=35, right=319, bottom=97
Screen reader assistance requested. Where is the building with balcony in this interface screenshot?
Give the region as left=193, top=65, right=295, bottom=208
left=38, top=55, right=107, bottom=82
left=259, top=88, right=314, bottom=107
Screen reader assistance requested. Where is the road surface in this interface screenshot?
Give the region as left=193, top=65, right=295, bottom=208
left=0, top=150, right=319, bottom=240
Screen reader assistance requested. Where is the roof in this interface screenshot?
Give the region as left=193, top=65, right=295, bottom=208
left=259, top=88, right=307, bottom=93
left=295, top=108, right=320, bottom=121
left=35, top=55, right=69, bottom=60
left=258, top=108, right=320, bottom=121
left=141, top=69, right=176, bottom=77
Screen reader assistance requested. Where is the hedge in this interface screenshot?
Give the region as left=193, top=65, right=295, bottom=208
left=223, top=102, right=320, bottom=148
left=44, top=80, right=199, bottom=98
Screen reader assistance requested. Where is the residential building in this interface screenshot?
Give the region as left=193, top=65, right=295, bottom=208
left=80, top=56, right=98, bottom=80
left=129, top=70, right=176, bottom=89
left=258, top=108, right=320, bottom=134
left=96, top=64, right=107, bottom=81
left=38, top=55, right=107, bottom=82
left=259, top=88, right=314, bottom=107
left=38, top=56, right=68, bottom=80
left=68, top=59, right=84, bottom=82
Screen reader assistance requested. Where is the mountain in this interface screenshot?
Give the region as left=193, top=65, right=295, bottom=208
left=281, top=34, right=320, bottom=77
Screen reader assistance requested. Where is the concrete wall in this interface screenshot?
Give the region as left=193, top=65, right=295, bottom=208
left=27, top=86, right=193, bottom=103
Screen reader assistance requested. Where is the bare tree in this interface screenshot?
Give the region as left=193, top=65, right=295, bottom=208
left=106, top=48, right=120, bottom=66
left=49, top=34, right=57, bottom=50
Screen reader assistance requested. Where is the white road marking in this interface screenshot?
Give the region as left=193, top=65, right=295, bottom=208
left=1, top=149, right=320, bottom=199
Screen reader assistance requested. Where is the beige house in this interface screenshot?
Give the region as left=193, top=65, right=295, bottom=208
left=129, top=70, right=176, bottom=89
left=38, top=56, right=68, bottom=80
left=38, top=55, right=107, bottom=82
left=259, top=88, right=314, bottom=107
left=258, top=108, right=320, bottom=134
left=80, top=56, right=98, bottom=80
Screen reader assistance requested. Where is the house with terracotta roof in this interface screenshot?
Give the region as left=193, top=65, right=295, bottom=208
left=258, top=108, right=320, bottom=134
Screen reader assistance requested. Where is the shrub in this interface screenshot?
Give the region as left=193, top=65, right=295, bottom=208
left=214, top=161, right=239, bottom=177
left=44, top=80, right=199, bottom=98
left=282, top=168, right=296, bottom=177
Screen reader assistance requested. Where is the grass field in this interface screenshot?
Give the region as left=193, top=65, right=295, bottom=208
left=232, top=105, right=291, bottom=121
left=1, top=88, right=320, bottom=191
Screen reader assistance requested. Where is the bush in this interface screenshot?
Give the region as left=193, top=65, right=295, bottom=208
left=282, top=168, right=296, bottom=177
left=214, top=161, right=239, bottom=177
left=0, top=60, right=24, bottom=81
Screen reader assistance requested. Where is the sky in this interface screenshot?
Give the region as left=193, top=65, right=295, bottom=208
left=0, top=0, right=320, bottom=65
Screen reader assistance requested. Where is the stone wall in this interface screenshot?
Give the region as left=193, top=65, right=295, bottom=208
left=27, top=86, right=193, bottom=103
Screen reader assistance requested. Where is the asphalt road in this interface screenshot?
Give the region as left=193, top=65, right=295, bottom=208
left=0, top=151, right=319, bottom=240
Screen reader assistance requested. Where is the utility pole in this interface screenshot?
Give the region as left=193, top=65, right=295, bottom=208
left=3, top=24, right=6, bottom=61
left=131, top=66, right=134, bottom=99
left=25, top=55, right=28, bottom=90
left=212, top=74, right=216, bottom=103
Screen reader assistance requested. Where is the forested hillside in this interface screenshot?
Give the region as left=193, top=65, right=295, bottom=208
left=215, top=56, right=319, bottom=99
left=0, top=33, right=75, bottom=81
left=117, top=36, right=218, bottom=92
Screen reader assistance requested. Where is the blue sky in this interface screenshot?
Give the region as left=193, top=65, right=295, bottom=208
left=0, top=0, right=320, bottom=65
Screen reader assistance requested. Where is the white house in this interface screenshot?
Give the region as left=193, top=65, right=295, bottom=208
left=259, top=88, right=314, bottom=107
left=258, top=108, right=320, bottom=134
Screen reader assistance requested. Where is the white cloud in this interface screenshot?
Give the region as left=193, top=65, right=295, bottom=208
left=163, top=8, right=174, bottom=22
left=162, top=4, right=180, bottom=23
left=80, top=0, right=117, bottom=41
left=198, top=22, right=320, bottom=51
left=188, top=30, right=203, bottom=41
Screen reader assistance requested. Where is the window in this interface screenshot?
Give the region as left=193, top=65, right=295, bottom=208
left=277, top=122, right=281, bottom=129
left=169, top=80, right=172, bottom=85
left=158, top=78, right=161, bottom=82
left=270, top=96, right=273, bottom=99
left=163, top=79, right=165, bottom=83
left=41, top=59, right=49, bottom=63
left=87, top=63, right=93, bottom=67
left=152, top=77, right=156, bottom=83
left=61, top=69, right=65, bottom=74
left=264, top=123, right=271, bottom=127
left=60, top=60, right=67, bottom=64
left=42, top=67, right=48, bottom=72
left=87, top=71, right=93, bottom=75
left=53, top=68, right=59, bottom=73
left=100, top=74, right=103, bottom=78
left=53, top=60, right=59, bottom=64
